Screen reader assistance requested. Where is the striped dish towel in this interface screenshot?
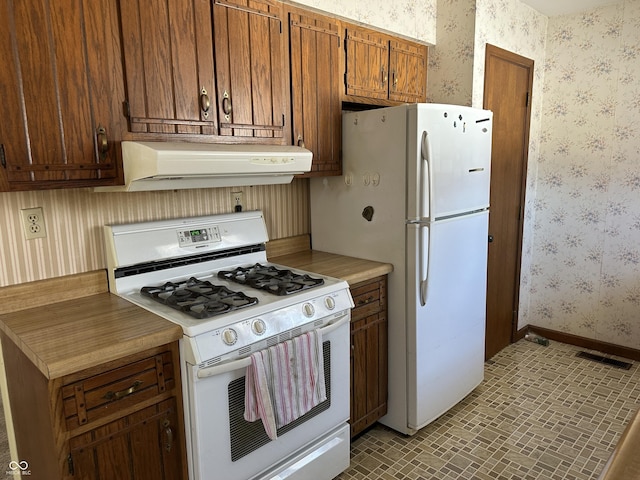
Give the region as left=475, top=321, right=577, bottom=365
left=244, top=329, right=326, bottom=440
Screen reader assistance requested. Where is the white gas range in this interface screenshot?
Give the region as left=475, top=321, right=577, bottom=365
left=104, top=211, right=353, bottom=480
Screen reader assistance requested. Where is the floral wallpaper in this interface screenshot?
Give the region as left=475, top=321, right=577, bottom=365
left=294, top=0, right=437, bottom=44
left=427, top=0, right=477, bottom=106
left=472, top=0, right=547, bottom=336
left=530, top=0, right=640, bottom=350
left=427, top=0, right=547, bottom=335
left=430, top=0, right=640, bottom=350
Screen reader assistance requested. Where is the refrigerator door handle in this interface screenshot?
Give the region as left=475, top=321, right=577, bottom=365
left=420, top=131, right=434, bottom=221
left=419, top=223, right=430, bottom=306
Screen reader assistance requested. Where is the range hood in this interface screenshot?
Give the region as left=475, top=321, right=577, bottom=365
left=96, top=141, right=313, bottom=192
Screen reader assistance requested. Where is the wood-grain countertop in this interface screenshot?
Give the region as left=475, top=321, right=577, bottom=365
left=270, top=249, right=393, bottom=286
left=0, top=241, right=390, bottom=380
left=0, top=271, right=182, bottom=380
left=598, top=407, right=640, bottom=479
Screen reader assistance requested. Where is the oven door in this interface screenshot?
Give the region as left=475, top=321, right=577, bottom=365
left=184, top=313, right=351, bottom=480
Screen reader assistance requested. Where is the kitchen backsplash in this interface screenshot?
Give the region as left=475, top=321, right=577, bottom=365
left=0, top=180, right=309, bottom=287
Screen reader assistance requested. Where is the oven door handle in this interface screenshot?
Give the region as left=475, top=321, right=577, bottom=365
left=196, top=313, right=350, bottom=379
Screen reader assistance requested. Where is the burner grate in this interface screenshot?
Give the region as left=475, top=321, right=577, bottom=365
left=217, top=263, right=324, bottom=296
left=141, top=277, right=258, bottom=319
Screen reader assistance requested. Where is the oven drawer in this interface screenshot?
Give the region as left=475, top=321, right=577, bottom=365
left=62, top=349, right=176, bottom=430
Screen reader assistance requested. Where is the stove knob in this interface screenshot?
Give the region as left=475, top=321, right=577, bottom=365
left=303, top=303, right=315, bottom=317
left=252, top=319, right=266, bottom=335
left=222, top=328, right=237, bottom=346
left=324, top=296, right=336, bottom=310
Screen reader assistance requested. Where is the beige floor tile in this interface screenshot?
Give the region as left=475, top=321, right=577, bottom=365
left=337, top=339, right=639, bottom=480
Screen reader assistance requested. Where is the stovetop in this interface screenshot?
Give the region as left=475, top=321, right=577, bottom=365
left=218, top=263, right=325, bottom=296
left=141, top=277, right=259, bottom=319
left=104, top=211, right=354, bottom=365
left=139, top=263, right=325, bottom=320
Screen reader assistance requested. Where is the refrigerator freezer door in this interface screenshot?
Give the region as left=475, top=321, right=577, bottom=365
left=407, top=104, right=492, bottom=220
left=406, top=210, right=488, bottom=430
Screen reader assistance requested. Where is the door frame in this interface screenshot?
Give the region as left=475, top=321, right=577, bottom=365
left=483, top=43, right=534, bottom=352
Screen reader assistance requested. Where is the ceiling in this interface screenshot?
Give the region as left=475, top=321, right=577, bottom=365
left=520, top=0, right=622, bottom=16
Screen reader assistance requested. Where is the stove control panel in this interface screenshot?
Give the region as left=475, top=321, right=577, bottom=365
left=221, top=328, right=238, bottom=346
left=191, top=288, right=354, bottom=365
left=177, top=225, right=221, bottom=247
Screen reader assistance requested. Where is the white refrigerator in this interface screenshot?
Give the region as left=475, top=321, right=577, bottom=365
left=310, top=103, right=493, bottom=435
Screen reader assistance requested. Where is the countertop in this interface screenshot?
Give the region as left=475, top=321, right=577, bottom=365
left=0, top=272, right=182, bottom=380
left=270, top=249, right=393, bottom=285
left=598, top=407, right=640, bottom=479
left=0, top=247, right=391, bottom=380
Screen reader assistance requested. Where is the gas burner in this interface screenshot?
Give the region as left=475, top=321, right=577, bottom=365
left=141, top=277, right=258, bottom=319
left=217, top=263, right=324, bottom=296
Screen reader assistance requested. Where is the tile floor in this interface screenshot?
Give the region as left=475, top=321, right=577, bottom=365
left=337, top=339, right=639, bottom=480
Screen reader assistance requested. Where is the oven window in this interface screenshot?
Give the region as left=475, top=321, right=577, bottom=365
left=228, top=341, right=331, bottom=462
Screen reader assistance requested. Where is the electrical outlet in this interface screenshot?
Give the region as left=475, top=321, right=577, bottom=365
left=21, top=207, right=47, bottom=240
left=232, top=191, right=243, bottom=212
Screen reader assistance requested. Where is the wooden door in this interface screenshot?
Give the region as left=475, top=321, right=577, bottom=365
left=0, top=0, right=124, bottom=191
left=288, top=7, right=342, bottom=176
left=344, top=27, right=389, bottom=100
left=68, top=398, right=183, bottom=479
left=388, top=39, right=427, bottom=103
left=483, top=44, right=533, bottom=359
left=120, top=0, right=217, bottom=135
left=213, top=0, right=288, bottom=140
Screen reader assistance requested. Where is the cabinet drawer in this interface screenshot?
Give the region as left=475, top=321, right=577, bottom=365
left=62, top=350, right=175, bottom=430
left=351, top=277, right=385, bottom=322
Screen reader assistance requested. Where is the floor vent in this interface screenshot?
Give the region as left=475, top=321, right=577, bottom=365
left=576, top=351, right=633, bottom=370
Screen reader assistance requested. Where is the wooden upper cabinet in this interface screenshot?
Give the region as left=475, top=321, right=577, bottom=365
left=389, top=39, right=427, bottom=103
left=288, top=7, right=342, bottom=176
left=0, top=0, right=125, bottom=191
left=213, top=0, right=289, bottom=141
left=344, top=24, right=427, bottom=105
left=120, top=0, right=217, bottom=136
left=344, top=28, right=389, bottom=101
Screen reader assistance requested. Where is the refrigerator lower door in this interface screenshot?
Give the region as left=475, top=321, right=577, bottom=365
left=406, top=210, right=488, bottom=430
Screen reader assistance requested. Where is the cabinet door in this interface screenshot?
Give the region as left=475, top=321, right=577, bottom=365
left=388, top=39, right=427, bottom=103
left=213, top=0, right=288, bottom=140
left=0, top=0, right=124, bottom=191
left=68, top=398, right=183, bottom=480
left=344, top=27, right=389, bottom=100
left=120, top=0, right=217, bottom=135
left=289, top=8, right=341, bottom=176
left=350, top=277, right=388, bottom=437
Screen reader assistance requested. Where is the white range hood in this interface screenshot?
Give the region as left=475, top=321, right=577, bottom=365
left=96, top=141, right=313, bottom=192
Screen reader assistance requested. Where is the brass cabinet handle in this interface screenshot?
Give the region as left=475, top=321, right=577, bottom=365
left=297, top=135, right=305, bottom=148
left=96, top=126, right=109, bottom=160
left=392, top=71, right=398, bottom=88
left=163, top=419, right=173, bottom=452
left=0, top=144, right=6, bottom=169
left=356, top=295, right=375, bottom=306
left=381, top=67, right=387, bottom=85
left=200, top=87, right=210, bottom=118
left=103, top=380, right=143, bottom=401
left=222, top=91, right=232, bottom=120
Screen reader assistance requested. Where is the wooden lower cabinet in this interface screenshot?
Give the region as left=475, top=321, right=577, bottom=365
left=349, top=276, right=388, bottom=437
left=1, top=336, right=187, bottom=479
left=68, top=398, right=182, bottom=479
